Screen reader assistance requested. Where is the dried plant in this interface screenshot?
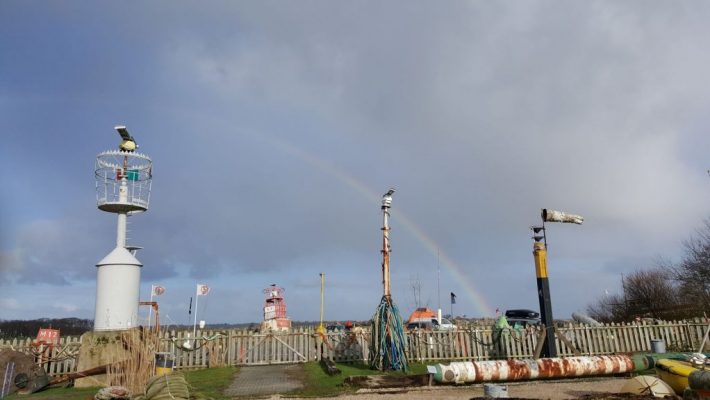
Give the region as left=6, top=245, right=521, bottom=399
left=105, top=327, right=159, bottom=394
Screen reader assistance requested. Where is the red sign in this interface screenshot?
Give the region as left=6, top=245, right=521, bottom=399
left=36, top=328, right=60, bottom=344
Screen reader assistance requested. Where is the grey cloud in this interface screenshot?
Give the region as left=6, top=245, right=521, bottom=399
left=2, top=2, right=710, bottom=320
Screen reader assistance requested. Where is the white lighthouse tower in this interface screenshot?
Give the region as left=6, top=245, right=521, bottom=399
left=93, top=126, right=152, bottom=331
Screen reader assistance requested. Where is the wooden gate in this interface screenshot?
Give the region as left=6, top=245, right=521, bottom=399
left=229, top=332, right=312, bottom=365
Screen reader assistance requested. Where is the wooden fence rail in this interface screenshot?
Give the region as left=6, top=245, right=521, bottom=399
left=2, top=319, right=708, bottom=374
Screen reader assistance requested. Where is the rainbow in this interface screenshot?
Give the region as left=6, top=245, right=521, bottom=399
left=258, top=133, right=495, bottom=317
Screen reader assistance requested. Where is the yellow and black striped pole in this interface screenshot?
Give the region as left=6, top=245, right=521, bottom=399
left=532, top=209, right=583, bottom=358
left=533, top=240, right=557, bottom=358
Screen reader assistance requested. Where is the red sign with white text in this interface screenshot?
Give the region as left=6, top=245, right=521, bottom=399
left=36, top=329, right=60, bottom=344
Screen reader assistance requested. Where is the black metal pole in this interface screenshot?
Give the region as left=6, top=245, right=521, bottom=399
left=533, top=241, right=557, bottom=358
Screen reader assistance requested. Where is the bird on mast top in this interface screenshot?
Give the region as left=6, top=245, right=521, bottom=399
left=382, top=188, right=395, bottom=208
left=115, top=125, right=137, bottom=152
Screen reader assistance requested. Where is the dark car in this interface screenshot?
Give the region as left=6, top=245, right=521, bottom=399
left=326, top=324, right=345, bottom=332
left=407, top=320, right=434, bottom=331
left=505, top=309, right=541, bottom=327
left=505, top=309, right=539, bottom=319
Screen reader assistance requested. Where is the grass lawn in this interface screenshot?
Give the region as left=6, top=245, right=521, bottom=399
left=5, top=363, right=425, bottom=399
left=3, top=368, right=238, bottom=400
left=183, top=366, right=239, bottom=400
left=5, top=386, right=99, bottom=400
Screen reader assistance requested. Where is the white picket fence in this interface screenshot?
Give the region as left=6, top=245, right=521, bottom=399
left=1, top=319, right=708, bottom=374
left=0, top=335, right=82, bottom=376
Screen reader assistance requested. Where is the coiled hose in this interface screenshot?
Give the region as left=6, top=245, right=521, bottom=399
left=139, top=373, right=190, bottom=400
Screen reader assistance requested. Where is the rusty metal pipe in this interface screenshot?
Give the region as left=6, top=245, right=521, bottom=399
left=430, top=355, right=636, bottom=384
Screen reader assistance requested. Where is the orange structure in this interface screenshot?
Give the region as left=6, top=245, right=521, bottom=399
left=407, top=307, right=436, bottom=323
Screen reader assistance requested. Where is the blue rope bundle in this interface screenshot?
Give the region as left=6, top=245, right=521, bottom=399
left=369, top=296, right=409, bottom=371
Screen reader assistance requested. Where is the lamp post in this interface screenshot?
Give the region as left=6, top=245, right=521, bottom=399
left=531, top=208, right=583, bottom=358
left=317, top=273, right=325, bottom=334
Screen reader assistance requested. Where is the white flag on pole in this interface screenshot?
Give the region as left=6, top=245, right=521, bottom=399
left=152, top=285, right=165, bottom=296
left=197, top=284, right=210, bottom=296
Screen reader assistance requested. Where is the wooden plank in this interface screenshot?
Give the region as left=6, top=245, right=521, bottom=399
left=469, top=330, right=477, bottom=361
left=620, top=323, right=630, bottom=353
left=619, top=324, right=629, bottom=353
left=586, top=326, right=596, bottom=356
left=477, top=329, right=486, bottom=361
left=595, top=325, right=604, bottom=355
left=610, top=323, right=620, bottom=353
left=444, top=331, right=450, bottom=360
left=557, top=326, right=570, bottom=357
left=574, top=326, right=584, bottom=355
left=200, top=330, right=207, bottom=367
left=485, top=329, right=494, bottom=360
left=676, top=322, right=686, bottom=351
left=633, top=323, right=643, bottom=352
left=527, top=328, right=536, bottom=358
left=642, top=322, right=651, bottom=352
left=630, top=324, right=639, bottom=352
left=227, top=332, right=234, bottom=365
left=533, top=328, right=546, bottom=359
left=687, top=320, right=697, bottom=350
left=582, top=325, right=592, bottom=355
left=512, top=328, right=521, bottom=359
left=601, top=326, right=611, bottom=355
left=463, top=330, right=471, bottom=359
left=555, top=327, right=580, bottom=356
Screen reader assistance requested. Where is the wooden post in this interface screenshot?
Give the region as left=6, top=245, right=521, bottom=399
left=533, top=327, right=547, bottom=359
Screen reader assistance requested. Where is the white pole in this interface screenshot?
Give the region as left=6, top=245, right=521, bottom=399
left=116, top=179, right=128, bottom=247
left=382, top=204, right=391, bottom=298
left=192, top=285, right=199, bottom=341
left=437, top=248, right=441, bottom=324
left=148, top=286, right=154, bottom=330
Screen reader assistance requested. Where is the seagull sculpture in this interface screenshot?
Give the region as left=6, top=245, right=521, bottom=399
left=115, top=125, right=137, bottom=152
left=382, top=188, right=395, bottom=208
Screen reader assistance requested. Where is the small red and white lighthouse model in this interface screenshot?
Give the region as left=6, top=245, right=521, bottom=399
left=261, top=284, right=291, bottom=332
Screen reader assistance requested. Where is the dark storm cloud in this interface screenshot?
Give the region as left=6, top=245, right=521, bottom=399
left=1, top=1, right=709, bottom=321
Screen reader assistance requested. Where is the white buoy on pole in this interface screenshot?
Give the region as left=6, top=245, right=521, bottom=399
left=93, top=126, right=152, bottom=331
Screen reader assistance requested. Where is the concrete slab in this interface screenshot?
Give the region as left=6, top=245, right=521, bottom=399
left=224, top=364, right=304, bottom=397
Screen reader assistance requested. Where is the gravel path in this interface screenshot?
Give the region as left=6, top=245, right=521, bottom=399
left=224, top=364, right=304, bottom=397
left=264, top=377, right=649, bottom=399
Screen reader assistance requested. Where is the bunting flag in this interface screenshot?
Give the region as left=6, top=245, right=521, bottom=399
left=197, top=284, right=211, bottom=296
left=450, top=292, right=457, bottom=304
left=151, top=285, right=165, bottom=296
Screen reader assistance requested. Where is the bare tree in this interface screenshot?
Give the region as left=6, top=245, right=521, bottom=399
left=622, top=269, right=682, bottom=320
left=671, top=219, right=710, bottom=313
left=587, top=268, right=686, bottom=322
left=586, top=293, right=627, bottom=323
left=587, top=218, right=710, bottom=322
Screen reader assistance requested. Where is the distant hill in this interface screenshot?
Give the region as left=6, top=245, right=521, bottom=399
left=0, top=318, right=93, bottom=340
left=0, top=318, right=374, bottom=340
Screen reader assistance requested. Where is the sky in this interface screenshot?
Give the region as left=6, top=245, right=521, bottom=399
left=1, top=1, right=709, bottom=327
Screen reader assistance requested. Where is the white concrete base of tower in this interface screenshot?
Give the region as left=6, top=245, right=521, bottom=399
left=94, top=246, right=142, bottom=331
